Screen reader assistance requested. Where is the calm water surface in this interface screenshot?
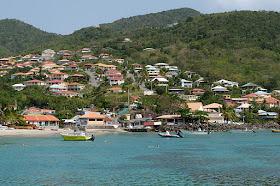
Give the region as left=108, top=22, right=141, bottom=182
left=1, top=130, right=280, bottom=185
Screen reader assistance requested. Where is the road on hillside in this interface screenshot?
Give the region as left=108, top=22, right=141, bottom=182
left=85, top=69, right=99, bottom=87
left=127, top=71, right=150, bottom=91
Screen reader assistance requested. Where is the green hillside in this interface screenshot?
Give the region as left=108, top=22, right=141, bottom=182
left=100, top=8, right=201, bottom=31
left=0, top=19, right=60, bottom=57
left=20, top=10, right=280, bottom=90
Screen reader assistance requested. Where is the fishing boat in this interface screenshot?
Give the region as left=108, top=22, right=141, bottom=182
left=272, top=129, right=280, bottom=133
left=229, top=128, right=255, bottom=133
left=158, top=131, right=184, bottom=138
left=60, top=132, right=95, bottom=141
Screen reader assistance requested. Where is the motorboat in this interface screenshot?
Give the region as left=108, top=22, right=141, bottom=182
left=183, top=130, right=210, bottom=135
left=182, top=128, right=210, bottom=135
left=60, top=132, right=95, bottom=141
left=229, top=128, right=255, bottom=133
left=158, top=131, right=184, bottom=138
left=272, top=129, right=280, bottom=133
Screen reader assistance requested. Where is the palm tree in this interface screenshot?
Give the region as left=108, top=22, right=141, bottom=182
left=222, top=105, right=235, bottom=124
left=193, top=110, right=209, bottom=124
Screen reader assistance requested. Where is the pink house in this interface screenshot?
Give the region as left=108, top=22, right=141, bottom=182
left=48, top=72, right=69, bottom=81
left=24, top=79, right=46, bottom=86
left=110, top=77, right=124, bottom=86
left=190, top=88, right=205, bottom=94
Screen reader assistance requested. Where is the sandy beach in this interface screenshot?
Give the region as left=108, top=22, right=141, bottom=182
left=0, top=128, right=127, bottom=138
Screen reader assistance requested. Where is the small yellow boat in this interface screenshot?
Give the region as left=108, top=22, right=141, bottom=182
left=272, top=129, right=280, bottom=133
left=60, top=132, right=95, bottom=141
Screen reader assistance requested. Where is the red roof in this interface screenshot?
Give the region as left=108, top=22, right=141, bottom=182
left=108, top=73, right=122, bottom=76
left=190, top=88, right=205, bottom=93
left=68, top=83, right=83, bottom=85
left=243, top=93, right=257, bottom=98
left=71, top=74, right=84, bottom=77
left=50, top=72, right=67, bottom=75
left=25, top=79, right=45, bottom=83
left=131, top=96, right=141, bottom=99
left=111, top=77, right=123, bottom=80
left=132, top=63, right=141, bottom=66
left=47, top=80, right=65, bottom=83
left=107, top=87, right=122, bottom=90
left=24, top=115, right=59, bottom=122
left=12, top=73, right=28, bottom=76
left=79, top=112, right=105, bottom=119
left=184, top=71, right=196, bottom=74
left=265, top=97, right=280, bottom=104
left=107, top=69, right=120, bottom=73
left=54, top=91, right=78, bottom=95
left=83, top=63, right=94, bottom=66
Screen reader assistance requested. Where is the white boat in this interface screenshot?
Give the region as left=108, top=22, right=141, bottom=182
left=60, top=132, right=95, bottom=141
left=158, top=131, right=184, bottom=138
left=229, top=128, right=255, bottom=133
left=183, top=130, right=210, bottom=135
left=0, top=125, right=8, bottom=130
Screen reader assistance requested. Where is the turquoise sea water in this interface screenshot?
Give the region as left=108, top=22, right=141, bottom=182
left=1, top=130, right=280, bottom=185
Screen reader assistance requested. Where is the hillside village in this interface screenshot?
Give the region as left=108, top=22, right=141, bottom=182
left=1, top=41, right=280, bottom=131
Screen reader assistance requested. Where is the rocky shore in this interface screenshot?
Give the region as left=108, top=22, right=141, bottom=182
left=185, top=121, right=280, bottom=132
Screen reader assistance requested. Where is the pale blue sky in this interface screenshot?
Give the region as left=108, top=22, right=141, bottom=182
left=2, top=0, right=280, bottom=35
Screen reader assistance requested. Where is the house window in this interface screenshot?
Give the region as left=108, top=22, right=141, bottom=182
left=89, top=119, right=96, bottom=121
left=97, top=119, right=103, bottom=121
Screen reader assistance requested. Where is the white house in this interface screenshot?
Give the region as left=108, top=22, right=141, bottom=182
left=214, top=79, right=239, bottom=87
left=41, top=49, right=55, bottom=60
left=211, top=85, right=229, bottom=94
left=50, top=84, right=67, bottom=92
left=154, top=63, right=169, bottom=68
left=146, top=67, right=160, bottom=78
left=24, top=80, right=46, bottom=86
left=110, top=77, right=125, bottom=86
left=12, top=84, right=26, bottom=91
left=152, top=76, right=169, bottom=86
left=181, top=79, right=192, bottom=88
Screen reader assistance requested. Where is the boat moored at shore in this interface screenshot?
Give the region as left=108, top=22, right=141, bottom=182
left=272, top=129, right=280, bottom=133
left=229, top=128, right=255, bottom=133
left=158, top=131, right=184, bottom=138
left=60, top=132, right=95, bottom=141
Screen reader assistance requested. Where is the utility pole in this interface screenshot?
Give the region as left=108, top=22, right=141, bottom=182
left=128, top=89, right=130, bottom=109
left=151, top=81, right=152, bottom=91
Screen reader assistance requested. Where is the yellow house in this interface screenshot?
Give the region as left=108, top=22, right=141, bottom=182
left=272, top=90, right=280, bottom=98
left=79, top=112, right=105, bottom=128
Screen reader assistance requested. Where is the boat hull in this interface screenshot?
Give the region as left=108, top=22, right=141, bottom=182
left=61, top=135, right=91, bottom=141
left=158, top=132, right=183, bottom=138
left=230, top=130, right=255, bottom=133
left=182, top=130, right=210, bottom=135
left=272, top=129, right=280, bottom=133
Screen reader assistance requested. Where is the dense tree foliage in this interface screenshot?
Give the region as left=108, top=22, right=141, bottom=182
left=100, top=8, right=201, bottom=32
left=0, top=19, right=60, bottom=57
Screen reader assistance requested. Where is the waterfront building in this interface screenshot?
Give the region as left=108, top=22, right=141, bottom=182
left=78, top=112, right=105, bottom=128
left=24, top=115, right=59, bottom=129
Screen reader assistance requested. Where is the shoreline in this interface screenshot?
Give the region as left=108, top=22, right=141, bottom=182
left=0, top=128, right=127, bottom=138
